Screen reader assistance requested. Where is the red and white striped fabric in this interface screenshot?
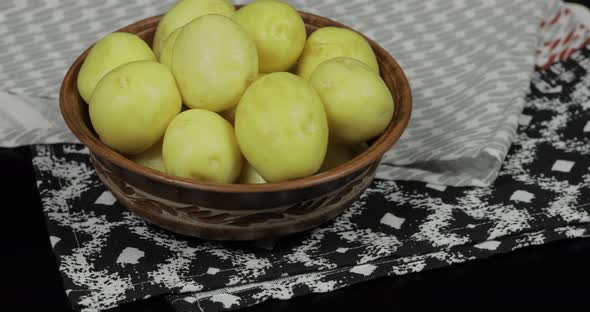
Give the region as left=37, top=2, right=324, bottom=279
left=537, top=2, right=590, bottom=68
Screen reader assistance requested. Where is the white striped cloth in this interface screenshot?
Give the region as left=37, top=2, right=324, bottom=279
left=0, top=0, right=571, bottom=186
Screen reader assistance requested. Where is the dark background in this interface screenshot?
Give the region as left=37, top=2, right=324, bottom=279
left=2, top=1, right=590, bottom=310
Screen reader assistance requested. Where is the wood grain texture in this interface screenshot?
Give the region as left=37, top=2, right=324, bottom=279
left=59, top=11, right=412, bottom=240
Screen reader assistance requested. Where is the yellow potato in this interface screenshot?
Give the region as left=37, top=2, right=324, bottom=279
left=235, top=72, right=328, bottom=182
left=233, top=0, right=306, bottom=73
left=237, top=162, right=267, bottom=184
left=321, top=141, right=371, bottom=172
left=319, top=142, right=356, bottom=172
left=172, top=15, right=258, bottom=112
left=219, top=73, right=268, bottom=124
left=297, top=27, right=379, bottom=80
left=152, top=0, right=235, bottom=57
left=77, top=32, right=155, bottom=103
left=159, top=27, right=182, bottom=68
left=89, top=61, right=181, bottom=155
left=162, top=109, right=243, bottom=183
left=130, top=139, right=165, bottom=172
left=309, top=57, right=394, bottom=145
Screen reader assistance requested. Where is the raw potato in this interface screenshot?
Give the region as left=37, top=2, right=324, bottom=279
left=237, top=162, right=267, bottom=184
left=152, top=0, right=235, bottom=57
left=310, top=57, right=394, bottom=144
left=159, top=27, right=182, bottom=68
left=233, top=0, right=306, bottom=73
left=130, top=139, right=165, bottom=172
left=172, top=15, right=258, bottom=112
left=163, top=109, right=243, bottom=184
left=220, top=73, right=268, bottom=124
left=297, top=27, right=379, bottom=80
left=77, top=32, right=155, bottom=103
left=321, top=141, right=370, bottom=172
left=235, top=72, right=328, bottom=182
left=319, top=142, right=356, bottom=172
left=89, top=61, right=181, bottom=155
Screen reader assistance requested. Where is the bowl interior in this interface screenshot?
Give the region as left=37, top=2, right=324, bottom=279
left=60, top=12, right=412, bottom=193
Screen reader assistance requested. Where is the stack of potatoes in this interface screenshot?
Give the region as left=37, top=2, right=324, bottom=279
left=78, top=0, right=394, bottom=184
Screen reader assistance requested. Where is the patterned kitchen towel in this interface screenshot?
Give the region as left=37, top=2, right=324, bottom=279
left=32, top=41, right=590, bottom=311
left=0, top=0, right=557, bottom=187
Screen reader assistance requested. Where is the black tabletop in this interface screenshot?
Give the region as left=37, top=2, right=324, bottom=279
left=3, top=1, right=590, bottom=310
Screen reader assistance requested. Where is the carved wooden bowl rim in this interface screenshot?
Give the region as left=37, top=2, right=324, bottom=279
left=59, top=10, right=412, bottom=194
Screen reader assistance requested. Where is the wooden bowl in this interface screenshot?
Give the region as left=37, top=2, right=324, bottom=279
left=60, top=11, right=412, bottom=241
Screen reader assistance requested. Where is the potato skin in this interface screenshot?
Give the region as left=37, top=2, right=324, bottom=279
left=152, top=0, right=235, bottom=57
left=297, top=27, right=379, bottom=80
left=237, top=162, right=267, bottom=184
left=235, top=72, right=328, bottom=182
left=319, top=142, right=356, bottom=172
left=171, top=15, right=258, bottom=112
left=89, top=61, right=181, bottom=155
left=77, top=32, right=155, bottom=103
left=159, top=27, right=182, bottom=69
left=163, top=109, right=243, bottom=184
left=219, top=73, right=269, bottom=125
left=130, top=139, right=165, bottom=172
left=310, top=57, right=394, bottom=145
left=233, top=0, right=306, bottom=73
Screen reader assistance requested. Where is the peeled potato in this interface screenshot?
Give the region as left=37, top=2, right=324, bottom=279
left=77, top=32, right=155, bottom=103
left=319, top=142, right=356, bottom=172
left=130, top=139, right=165, bottom=172
left=152, top=0, right=235, bottom=57
left=159, top=27, right=182, bottom=68
left=162, top=109, right=243, bottom=184
left=237, top=162, right=267, bottom=184
left=297, top=27, right=378, bottom=80
left=233, top=0, right=306, bottom=73
left=321, top=141, right=371, bottom=172
left=219, top=73, right=268, bottom=124
left=235, top=72, right=328, bottom=182
left=310, top=57, right=394, bottom=145
left=172, top=15, right=258, bottom=112
left=89, top=61, right=181, bottom=155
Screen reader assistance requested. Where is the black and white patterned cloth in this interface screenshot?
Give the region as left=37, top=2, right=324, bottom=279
left=32, top=45, right=590, bottom=311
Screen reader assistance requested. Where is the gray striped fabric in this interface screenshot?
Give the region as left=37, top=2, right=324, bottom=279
left=0, top=0, right=554, bottom=186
